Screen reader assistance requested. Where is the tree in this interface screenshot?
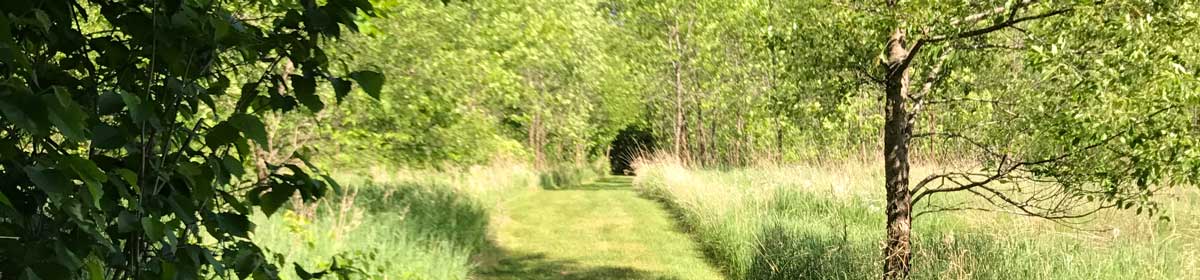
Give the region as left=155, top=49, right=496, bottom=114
left=869, top=1, right=1200, bottom=278
left=0, top=0, right=380, bottom=278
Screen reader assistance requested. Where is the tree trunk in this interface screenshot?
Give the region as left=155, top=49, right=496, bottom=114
left=882, top=28, right=914, bottom=280
left=528, top=111, right=545, bottom=169
left=670, top=26, right=688, bottom=163
left=734, top=108, right=745, bottom=166
left=774, top=116, right=784, bottom=161
left=696, top=100, right=707, bottom=165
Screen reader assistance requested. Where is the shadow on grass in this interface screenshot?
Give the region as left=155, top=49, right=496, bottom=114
left=476, top=250, right=679, bottom=280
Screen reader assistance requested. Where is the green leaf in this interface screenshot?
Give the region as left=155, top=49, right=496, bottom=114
left=115, top=168, right=139, bottom=194
left=0, top=191, right=11, bottom=209
left=292, top=74, right=323, bottom=111
left=62, top=156, right=108, bottom=184
left=24, top=166, right=73, bottom=193
left=85, top=257, right=104, bottom=280
left=222, top=155, right=245, bottom=177
left=258, top=185, right=293, bottom=217
left=141, top=217, right=165, bottom=241
left=161, top=261, right=177, bottom=280
left=20, top=268, right=43, bottom=280
left=236, top=82, right=261, bottom=112
left=0, top=10, right=11, bottom=43
left=331, top=78, right=352, bottom=103
left=118, top=91, right=149, bottom=124
left=118, top=211, right=138, bottom=233
left=233, top=246, right=263, bottom=278
left=85, top=183, right=103, bottom=209
left=206, top=121, right=240, bottom=150
left=229, top=114, right=268, bottom=148
left=97, top=91, right=124, bottom=115
left=215, top=213, right=253, bottom=238
left=44, top=87, right=90, bottom=141
left=349, top=71, right=384, bottom=99
left=294, top=264, right=328, bottom=280
left=91, top=124, right=126, bottom=149
left=210, top=16, right=232, bottom=42
left=0, top=90, right=49, bottom=135
left=219, top=191, right=250, bottom=214
left=55, top=241, right=83, bottom=269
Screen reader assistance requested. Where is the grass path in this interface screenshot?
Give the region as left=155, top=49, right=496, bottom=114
left=477, top=176, right=724, bottom=280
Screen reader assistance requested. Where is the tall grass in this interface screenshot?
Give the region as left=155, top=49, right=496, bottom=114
left=633, top=157, right=1200, bottom=280
left=252, top=162, right=540, bottom=279
left=538, top=158, right=609, bottom=189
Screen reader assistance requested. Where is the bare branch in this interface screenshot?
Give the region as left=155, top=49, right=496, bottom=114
left=910, top=106, right=1179, bottom=220
left=949, top=0, right=1039, bottom=26
left=899, top=2, right=1072, bottom=72
left=923, top=97, right=1016, bottom=106
left=926, top=7, right=1073, bottom=44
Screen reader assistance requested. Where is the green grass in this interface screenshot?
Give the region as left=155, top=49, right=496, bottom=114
left=633, top=159, right=1200, bottom=280
left=477, top=176, right=725, bottom=280
left=251, top=163, right=539, bottom=279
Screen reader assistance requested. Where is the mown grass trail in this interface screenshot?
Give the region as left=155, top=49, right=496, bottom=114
left=478, top=176, right=724, bottom=280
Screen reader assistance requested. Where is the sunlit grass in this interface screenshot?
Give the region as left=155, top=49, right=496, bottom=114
left=633, top=156, right=1200, bottom=280
left=251, top=162, right=539, bottom=279
left=477, top=176, right=724, bottom=280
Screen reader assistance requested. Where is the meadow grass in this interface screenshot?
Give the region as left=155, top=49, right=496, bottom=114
left=251, top=162, right=540, bottom=279
left=477, top=176, right=724, bottom=280
left=633, top=157, right=1200, bottom=280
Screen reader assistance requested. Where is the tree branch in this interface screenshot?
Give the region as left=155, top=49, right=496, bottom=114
left=910, top=106, right=1179, bottom=218
left=898, top=1, right=1072, bottom=73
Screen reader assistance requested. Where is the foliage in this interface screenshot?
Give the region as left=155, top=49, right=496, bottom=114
left=0, top=0, right=380, bottom=278
left=312, top=0, right=644, bottom=168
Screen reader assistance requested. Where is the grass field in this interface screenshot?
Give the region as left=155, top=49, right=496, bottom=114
left=633, top=158, right=1200, bottom=280
left=477, top=176, right=723, bottom=280
left=247, top=157, right=1197, bottom=280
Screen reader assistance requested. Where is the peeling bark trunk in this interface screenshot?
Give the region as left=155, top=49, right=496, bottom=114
left=882, top=28, right=913, bottom=280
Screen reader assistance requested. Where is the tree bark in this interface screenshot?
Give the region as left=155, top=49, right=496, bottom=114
left=734, top=108, right=745, bottom=166
left=672, top=24, right=691, bottom=164
left=528, top=110, right=545, bottom=169
left=696, top=100, right=707, bottom=165
left=882, top=27, right=914, bottom=280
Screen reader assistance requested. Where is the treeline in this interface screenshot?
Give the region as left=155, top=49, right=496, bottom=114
left=292, top=0, right=643, bottom=168
left=302, top=0, right=892, bottom=169
left=310, top=0, right=1174, bottom=170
